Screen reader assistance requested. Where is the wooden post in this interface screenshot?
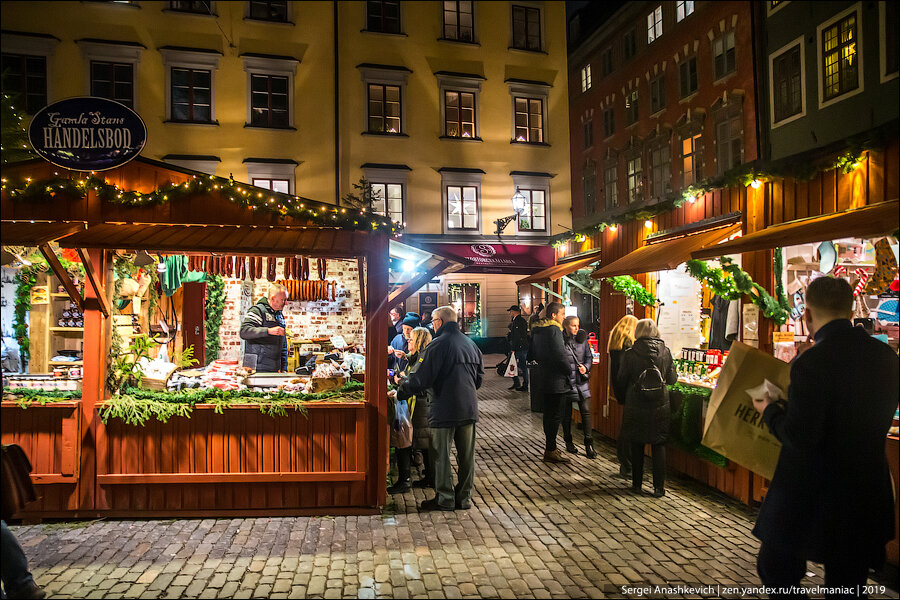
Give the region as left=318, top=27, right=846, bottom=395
left=76, top=247, right=111, bottom=317
left=364, top=234, right=390, bottom=507
left=38, top=244, right=85, bottom=313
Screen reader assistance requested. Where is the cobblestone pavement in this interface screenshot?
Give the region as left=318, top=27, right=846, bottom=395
left=9, top=357, right=899, bottom=599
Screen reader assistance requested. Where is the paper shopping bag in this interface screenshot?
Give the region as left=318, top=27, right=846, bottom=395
left=701, top=341, right=790, bottom=480
left=504, top=352, right=518, bottom=378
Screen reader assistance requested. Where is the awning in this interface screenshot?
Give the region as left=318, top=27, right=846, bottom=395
left=0, top=221, right=85, bottom=245
left=592, top=222, right=742, bottom=279
left=691, top=200, right=899, bottom=260
left=516, top=248, right=602, bottom=285
left=417, top=242, right=555, bottom=274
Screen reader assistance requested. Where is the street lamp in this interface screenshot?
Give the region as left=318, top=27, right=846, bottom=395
left=493, top=187, right=528, bottom=237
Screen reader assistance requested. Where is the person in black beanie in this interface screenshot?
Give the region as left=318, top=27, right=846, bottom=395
left=506, top=305, right=530, bottom=391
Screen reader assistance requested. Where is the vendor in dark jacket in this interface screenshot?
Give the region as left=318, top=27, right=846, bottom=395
left=607, top=315, right=638, bottom=479
left=239, top=283, right=289, bottom=372
left=617, top=319, right=677, bottom=497
left=561, top=316, right=596, bottom=458
left=751, top=276, right=899, bottom=596
left=530, top=302, right=574, bottom=464
left=398, top=306, right=483, bottom=511
left=506, top=305, right=530, bottom=392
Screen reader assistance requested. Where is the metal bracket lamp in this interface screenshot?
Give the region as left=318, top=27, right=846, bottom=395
left=493, top=187, right=528, bottom=237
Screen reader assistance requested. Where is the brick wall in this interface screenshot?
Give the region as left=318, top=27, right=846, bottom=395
left=216, top=259, right=363, bottom=362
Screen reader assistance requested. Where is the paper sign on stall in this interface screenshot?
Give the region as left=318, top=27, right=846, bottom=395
left=330, top=335, right=348, bottom=349
left=701, top=341, right=790, bottom=480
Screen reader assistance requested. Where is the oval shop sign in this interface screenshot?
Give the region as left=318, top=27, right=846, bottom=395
left=28, top=97, right=147, bottom=171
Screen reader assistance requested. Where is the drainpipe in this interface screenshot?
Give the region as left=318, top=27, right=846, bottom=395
left=334, top=0, right=341, bottom=205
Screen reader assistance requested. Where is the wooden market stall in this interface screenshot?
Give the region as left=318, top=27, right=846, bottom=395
left=1, top=157, right=392, bottom=517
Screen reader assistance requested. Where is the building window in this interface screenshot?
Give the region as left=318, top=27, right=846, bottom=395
left=681, top=134, right=702, bottom=187
left=367, top=0, right=401, bottom=34
left=649, top=143, right=670, bottom=199
left=716, top=109, right=743, bottom=175
left=90, top=61, right=134, bottom=108
left=444, top=90, right=475, bottom=138
left=447, top=185, right=478, bottom=230
left=650, top=75, right=666, bottom=113
left=443, top=1, right=474, bottom=42
left=511, top=5, right=541, bottom=51
left=583, top=119, right=593, bottom=149
left=647, top=6, right=663, bottom=44
left=604, top=164, right=618, bottom=209
left=583, top=161, right=597, bottom=215
left=676, top=1, right=694, bottom=22
left=252, top=178, right=290, bottom=193
left=624, top=89, right=639, bottom=126
left=623, top=29, right=636, bottom=61
left=250, top=74, right=289, bottom=128
left=713, top=31, right=736, bottom=80
left=627, top=155, right=642, bottom=203
left=248, top=1, right=289, bottom=22
left=517, top=189, right=546, bottom=231
left=0, top=54, right=47, bottom=114
left=513, top=97, right=543, bottom=142
left=370, top=183, right=404, bottom=224
left=822, top=12, right=858, bottom=101
left=603, top=107, right=615, bottom=138
left=772, top=44, right=803, bottom=123
left=448, top=283, right=481, bottom=335
left=883, top=1, right=899, bottom=79
left=170, top=1, right=213, bottom=14
left=679, top=56, right=698, bottom=97
left=171, top=68, right=212, bottom=122
left=601, top=48, right=613, bottom=77
left=368, top=84, right=402, bottom=134
left=580, top=64, right=592, bottom=92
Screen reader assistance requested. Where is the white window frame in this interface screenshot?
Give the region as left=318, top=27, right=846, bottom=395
left=604, top=161, right=618, bottom=210
left=241, top=54, right=298, bottom=129
left=650, top=74, right=666, bottom=114
left=626, top=153, right=643, bottom=204
left=441, top=0, right=476, bottom=43
left=624, top=88, right=639, bottom=126
left=245, top=160, right=296, bottom=195
left=583, top=160, right=597, bottom=216
left=245, top=1, right=293, bottom=24
left=507, top=79, right=550, bottom=144
left=359, top=64, right=411, bottom=135
left=647, top=6, right=663, bottom=44
left=769, top=36, right=806, bottom=129
left=879, top=1, right=898, bottom=83
left=512, top=173, right=551, bottom=235
left=580, top=64, right=592, bottom=92
left=715, top=104, right=743, bottom=176
left=160, top=47, right=221, bottom=124
left=77, top=40, right=143, bottom=111
left=510, top=2, right=544, bottom=53
left=712, top=30, right=736, bottom=81
left=603, top=107, right=615, bottom=138
left=363, top=165, right=409, bottom=226
left=648, top=141, right=671, bottom=200
left=680, top=133, right=702, bottom=188
left=440, top=170, right=483, bottom=234
left=766, top=1, right=789, bottom=18
left=816, top=2, right=864, bottom=110
left=676, top=1, right=694, bottom=22
left=1, top=32, right=59, bottom=108
left=437, top=72, right=483, bottom=140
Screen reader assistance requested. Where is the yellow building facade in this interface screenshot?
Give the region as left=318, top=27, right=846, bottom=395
left=2, top=1, right=571, bottom=338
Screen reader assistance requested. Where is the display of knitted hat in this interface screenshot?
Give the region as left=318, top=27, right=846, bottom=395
left=864, top=238, right=898, bottom=295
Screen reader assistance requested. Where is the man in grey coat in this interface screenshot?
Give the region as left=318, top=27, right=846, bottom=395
left=398, top=306, right=483, bottom=511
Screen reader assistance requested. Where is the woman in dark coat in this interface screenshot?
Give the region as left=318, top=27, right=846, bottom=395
left=617, top=318, right=677, bottom=497
left=561, top=316, right=596, bottom=458
left=607, top=315, right=638, bottom=478
left=407, top=327, right=435, bottom=489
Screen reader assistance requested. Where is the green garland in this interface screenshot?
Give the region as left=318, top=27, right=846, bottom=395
left=98, top=382, right=365, bottom=426
left=204, top=275, right=226, bottom=364
left=13, top=264, right=46, bottom=364
left=773, top=248, right=791, bottom=311
left=2, top=387, right=82, bottom=408
left=568, top=271, right=657, bottom=307
left=685, top=258, right=790, bottom=325
left=2, top=173, right=396, bottom=233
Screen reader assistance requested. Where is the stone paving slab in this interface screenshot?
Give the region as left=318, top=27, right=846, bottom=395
left=8, top=357, right=898, bottom=599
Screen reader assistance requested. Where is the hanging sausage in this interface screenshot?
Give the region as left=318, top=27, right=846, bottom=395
left=317, top=258, right=327, bottom=280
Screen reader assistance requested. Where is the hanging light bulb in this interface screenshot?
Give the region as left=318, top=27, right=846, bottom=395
left=644, top=219, right=653, bottom=229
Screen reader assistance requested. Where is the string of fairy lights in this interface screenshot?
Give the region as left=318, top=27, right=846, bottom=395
left=1, top=172, right=398, bottom=233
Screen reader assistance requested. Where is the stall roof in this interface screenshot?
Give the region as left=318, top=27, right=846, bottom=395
left=592, top=223, right=742, bottom=279
left=516, top=248, right=602, bottom=286
left=691, top=200, right=899, bottom=260
left=0, top=221, right=85, bottom=245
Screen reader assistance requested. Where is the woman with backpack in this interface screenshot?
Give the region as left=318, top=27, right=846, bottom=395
left=616, top=318, right=677, bottom=497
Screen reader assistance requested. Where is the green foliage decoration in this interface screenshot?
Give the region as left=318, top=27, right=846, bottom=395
left=567, top=271, right=657, bottom=307
left=2, top=387, right=82, bottom=409
left=12, top=264, right=46, bottom=364
left=204, top=275, right=226, bottom=364
left=773, top=248, right=791, bottom=312
left=685, top=258, right=790, bottom=325
left=1, top=173, right=396, bottom=233
left=1, top=93, right=34, bottom=164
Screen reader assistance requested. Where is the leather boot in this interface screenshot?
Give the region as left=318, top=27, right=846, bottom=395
left=584, top=441, right=597, bottom=459
left=564, top=438, right=578, bottom=454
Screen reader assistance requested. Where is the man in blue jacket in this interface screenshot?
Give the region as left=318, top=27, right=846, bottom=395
left=398, top=306, right=484, bottom=511
left=752, top=276, right=898, bottom=596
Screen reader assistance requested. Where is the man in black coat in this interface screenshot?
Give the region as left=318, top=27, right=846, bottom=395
left=530, top=302, right=574, bottom=463
left=506, top=305, right=530, bottom=392
left=752, top=276, right=899, bottom=596
left=399, top=306, right=484, bottom=511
